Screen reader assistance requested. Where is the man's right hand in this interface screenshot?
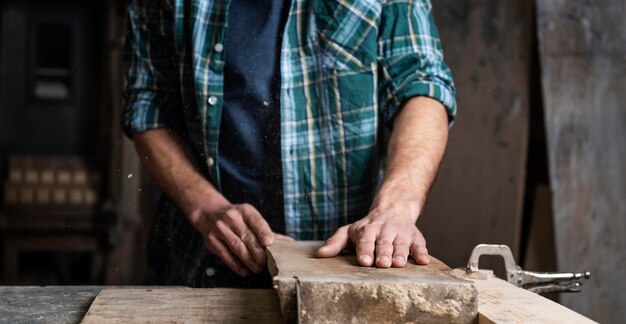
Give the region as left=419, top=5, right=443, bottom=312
left=132, top=129, right=292, bottom=277
left=188, top=202, right=293, bottom=276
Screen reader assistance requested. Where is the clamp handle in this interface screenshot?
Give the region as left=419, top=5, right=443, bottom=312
left=466, top=244, right=591, bottom=294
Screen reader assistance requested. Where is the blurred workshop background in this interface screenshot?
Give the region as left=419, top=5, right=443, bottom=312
left=0, top=0, right=623, bottom=322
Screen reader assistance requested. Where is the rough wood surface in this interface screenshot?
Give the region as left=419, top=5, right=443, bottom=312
left=267, top=241, right=477, bottom=323
left=81, top=288, right=282, bottom=323
left=536, top=1, right=626, bottom=322
left=420, top=0, right=532, bottom=270
left=471, top=277, right=596, bottom=324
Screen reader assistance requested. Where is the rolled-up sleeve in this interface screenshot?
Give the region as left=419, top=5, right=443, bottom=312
left=378, top=0, right=456, bottom=127
left=122, top=0, right=184, bottom=138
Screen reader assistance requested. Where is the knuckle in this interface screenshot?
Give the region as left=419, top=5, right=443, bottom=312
left=377, top=237, right=394, bottom=245
left=224, top=209, right=239, bottom=219
left=250, top=218, right=265, bottom=230
left=239, top=203, right=253, bottom=213
left=393, top=241, right=411, bottom=248
left=229, top=237, right=241, bottom=249
left=357, top=237, right=375, bottom=245
left=213, top=219, right=227, bottom=231
left=240, top=231, right=252, bottom=243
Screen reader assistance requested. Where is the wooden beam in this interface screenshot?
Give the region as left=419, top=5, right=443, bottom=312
left=267, top=241, right=477, bottom=323
left=470, top=277, right=596, bottom=324
left=81, top=288, right=282, bottom=323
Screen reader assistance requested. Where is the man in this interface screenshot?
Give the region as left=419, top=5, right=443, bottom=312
left=124, top=0, right=455, bottom=287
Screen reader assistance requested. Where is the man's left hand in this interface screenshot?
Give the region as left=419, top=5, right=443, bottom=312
left=315, top=204, right=429, bottom=268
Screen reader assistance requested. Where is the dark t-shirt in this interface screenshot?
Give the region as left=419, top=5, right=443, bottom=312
left=209, top=0, right=289, bottom=287
left=219, top=0, right=287, bottom=234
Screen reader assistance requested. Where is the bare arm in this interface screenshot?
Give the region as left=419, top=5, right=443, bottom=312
left=316, top=96, right=449, bottom=267
left=133, top=129, right=292, bottom=276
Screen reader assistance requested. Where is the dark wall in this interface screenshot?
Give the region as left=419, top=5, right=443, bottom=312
left=0, top=0, right=100, bottom=156
left=422, top=0, right=533, bottom=269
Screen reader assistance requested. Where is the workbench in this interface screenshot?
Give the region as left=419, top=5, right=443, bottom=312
left=0, top=242, right=597, bottom=323
left=0, top=286, right=284, bottom=323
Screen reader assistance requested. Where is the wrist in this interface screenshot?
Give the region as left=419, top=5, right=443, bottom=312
left=371, top=188, right=423, bottom=223
left=181, top=179, right=231, bottom=226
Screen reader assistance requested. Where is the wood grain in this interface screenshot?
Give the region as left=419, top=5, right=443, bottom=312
left=82, top=288, right=282, bottom=324
left=536, top=1, right=626, bottom=322
left=472, top=277, right=596, bottom=324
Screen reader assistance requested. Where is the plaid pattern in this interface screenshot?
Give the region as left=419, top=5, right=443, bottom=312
left=124, top=0, right=455, bottom=286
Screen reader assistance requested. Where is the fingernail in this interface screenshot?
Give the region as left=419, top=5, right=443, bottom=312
left=393, top=256, right=406, bottom=263
left=263, top=236, right=273, bottom=245
left=360, top=256, right=373, bottom=265
left=419, top=255, right=430, bottom=262
left=377, top=256, right=391, bottom=264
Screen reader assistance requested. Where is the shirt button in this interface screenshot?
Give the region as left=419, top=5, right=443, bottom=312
left=207, top=157, right=215, bottom=167
left=207, top=96, right=218, bottom=105
left=214, top=43, right=224, bottom=52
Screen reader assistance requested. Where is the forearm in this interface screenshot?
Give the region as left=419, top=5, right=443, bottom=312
left=372, top=96, right=449, bottom=222
left=132, top=129, right=229, bottom=221
left=133, top=128, right=286, bottom=275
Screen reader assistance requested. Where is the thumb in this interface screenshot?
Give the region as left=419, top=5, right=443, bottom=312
left=315, top=226, right=349, bottom=258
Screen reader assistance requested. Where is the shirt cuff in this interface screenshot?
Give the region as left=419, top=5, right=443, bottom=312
left=122, top=91, right=183, bottom=138
left=380, top=54, right=457, bottom=127
left=392, top=80, right=457, bottom=125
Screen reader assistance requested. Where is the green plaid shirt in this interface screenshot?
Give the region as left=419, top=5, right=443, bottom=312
left=124, top=0, right=455, bottom=285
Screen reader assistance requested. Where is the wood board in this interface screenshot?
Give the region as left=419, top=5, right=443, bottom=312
left=81, top=288, right=282, bottom=323
left=536, top=1, right=626, bottom=322
left=470, top=277, right=596, bottom=324
left=267, top=241, right=477, bottom=323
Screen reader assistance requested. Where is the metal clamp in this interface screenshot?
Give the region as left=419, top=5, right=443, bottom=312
left=467, top=244, right=591, bottom=294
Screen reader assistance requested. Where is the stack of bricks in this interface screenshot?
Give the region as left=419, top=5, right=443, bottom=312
left=3, top=155, right=101, bottom=213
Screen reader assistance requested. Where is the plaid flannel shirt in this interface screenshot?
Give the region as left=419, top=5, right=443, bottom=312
left=124, top=0, right=455, bottom=285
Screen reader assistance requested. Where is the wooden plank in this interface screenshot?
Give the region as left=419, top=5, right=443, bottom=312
left=536, top=1, right=626, bottom=322
left=267, top=241, right=477, bottom=323
left=421, top=0, right=532, bottom=270
left=81, top=288, right=282, bottom=324
left=471, top=277, right=596, bottom=324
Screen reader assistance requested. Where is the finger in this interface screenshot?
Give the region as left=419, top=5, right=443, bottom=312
left=227, top=209, right=267, bottom=267
left=240, top=204, right=274, bottom=246
left=391, top=234, right=411, bottom=268
left=216, top=220, right=263, bottom=273
left=354, top=225, right=378, bottom=267
left=315, top=225, right=349, bottom=258
left=410, top=231, right=430, bottom=265
left=205, top=234, right=250, bottom=277
left=374, top=228, right=395, bottom=269
left=239, top=228, right=267, bottom=267
left=274, top=233, right=295, bottom=241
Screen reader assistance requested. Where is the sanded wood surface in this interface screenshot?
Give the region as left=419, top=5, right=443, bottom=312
left=536, top=1, right=626, bottom=322
left=81, top=288, right=282, bottom=323
left=267, top=241, right=477, bottom=323
left=472, top=277, right=596, bottom=324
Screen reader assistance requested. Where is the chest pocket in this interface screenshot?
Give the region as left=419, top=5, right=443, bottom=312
left=313, top=0, right=381, bottom=71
